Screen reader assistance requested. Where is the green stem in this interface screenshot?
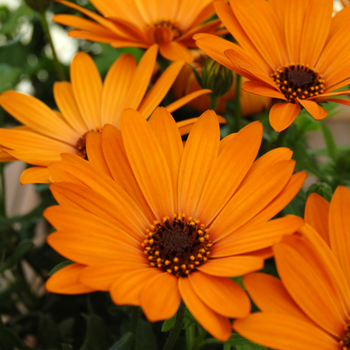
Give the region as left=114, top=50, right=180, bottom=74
left=0, top=163, right=6, bottom=218
left=39, top=12, right=66, bottom=81
left=210, top=95, right=219, bottom=111
left=163, top=302, right=186, bottom=350
left=272, top=128, right=289, bottom=149
left=232, top=74, right=242, bottom=132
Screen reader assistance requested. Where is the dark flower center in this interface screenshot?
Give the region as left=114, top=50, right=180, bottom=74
left=151, top=20, right=182, bottom=40
left=142, top=214, right=212, bottom=277
left=340, top=321, right=350, bottom=349
left=271, top=64, right=325, bottom=102
left=75, top=129, right=101, bottom=160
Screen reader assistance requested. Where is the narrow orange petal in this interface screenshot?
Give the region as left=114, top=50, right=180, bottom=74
left=100, top=54, right=136, bottom=127
left=243, top=273, right=312, bottom=323
left=233, top=313, right=339, bottom=350
left=121, top=109, right=174, bottom=220
left=242, top=80, right=286, bottom=100
left=178, top=110, right=220, bottom=217
left=305, top=193, right=330, bottom=246
left=189, top=273, right=250, bottom=318
left=138, top=61, right=184, bottom=118
left=197, top=256, right=263, bottom=277
left=274, top=235, right=347, bottom=337
left=20, top=167, right=51, bottom=184
left=269, top=102, right=300, bottom=132
left=159, top=42, right=194, bottom=63
left=46, top=263, right=95, bottom=294
left=178, top=277, right=232, bottom=341
left=197, top=122, right=262, bottom=224
left=140, top=273, right=181, bottom=322
left=110, top=268, right=162, bottom=306
left=298, top=99, right=327, bottom=120
left=71, top=52, right=103, bottom=129
left=148, top=108, right=183, bottom=213
left=329, top=186, right=350, bottom=286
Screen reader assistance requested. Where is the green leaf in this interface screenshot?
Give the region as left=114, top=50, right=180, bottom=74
left=80, top=314, right=112, bottom=350
left=135, top=319, right=158, bottom=350
left=49, top=260, right=73, bottom=276
left=319, top=123, right=337, bottom=159
left=226, top=333, right=268, bottom=350
left=108, top=332, right=134, bottom=350
left=38, top=313, right=60, bottom=349
left=0, top=239, right=34, bottom=273
left=162, top=315, right=176, bottom=332
left=0, top=64, right=22, bottom=93
left=62, top=345, right=73, bottom=350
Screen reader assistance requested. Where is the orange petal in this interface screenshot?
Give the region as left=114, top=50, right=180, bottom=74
left=79, top=262, right=147, bottom=291
left=140, top=273, right=181, bottom=322
left=46, top=263, right=95, bottom=294
left=148, top=108, right=183, bottom=213
left=53, top=82, right=88, bottom=135
left=298, top=99, right=327, bottom=120
left=269, top=102, right=301, bottom=132
left=110, top=268, right=162, bottom=306
left=85, top=132, right=111, bottom=177
left=46, top=229, right=143, bottom=266
left=178, top=110, right=220, bottom=216
left=178, top=277, right=232, bottom=341
left=125, top=45, right=158, bottom=110
left=121, top=109, right=174, bottom=219
left=242, top=80, right=286, bottom=100
left=20, top=167, right=51, bottom=184
left=100, top=125, right=154, bottom=223
left=159, top=41, right=194, bottom=63
left=212, top=215, right=304, bottom=257
left=189, top=272, right=250, bottom=318
left=0, top=91, right=79, bottom=142
left=243, top=273, right=312, bottom=323
left=71, top=52, right=103, bottom=129
left=305, top=193, right=330, bottom=246
left=196, top=121, right=262, bottom=224
left=274, top=235, right=347, bottom=337
left=211, top=160, right=295, bottom=241
left=233, top=313, right=339, bottom=350
left=197, top=256, right=263, bottom=277
left=100, top=54, right=136, bottom=127
left=329, top=186, right=350, bottom=287
left=138, top=61, right=184, bottom=118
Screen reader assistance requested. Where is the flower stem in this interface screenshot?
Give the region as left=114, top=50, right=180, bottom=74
left=272, top=128, right=289, bottom=149
left=39, top=12, right=66, bottom=81
left=232, top=74, right=242, bottom=132
left=163, top=301, right=186, bottom=350
left=210, top=95, right=219, bottom=111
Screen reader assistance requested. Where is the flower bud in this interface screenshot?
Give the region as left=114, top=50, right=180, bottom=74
left=306, top=183, right=332, bottom=202
left=25, top=0, right=54, bottom=13
left=201, top=58, right=234, bottom=98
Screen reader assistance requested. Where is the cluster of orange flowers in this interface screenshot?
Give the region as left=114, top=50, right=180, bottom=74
left=1, top=0, right=350, bottom=348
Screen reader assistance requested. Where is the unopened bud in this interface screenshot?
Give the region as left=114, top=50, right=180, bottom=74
left=201, top=58, right=234, bottom=97
left=306, top=183, right=332, bottom=202
left=25, top=0, right=54, bottom=13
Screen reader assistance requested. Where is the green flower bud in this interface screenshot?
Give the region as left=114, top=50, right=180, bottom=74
left=25, top=0, right=54, bottom=13
left=306, top=182, right=333, bottom=202
left=201, top=58, right=234, bottom=98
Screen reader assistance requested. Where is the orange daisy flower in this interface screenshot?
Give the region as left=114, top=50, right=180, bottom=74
left=234, top=186, right=350, bottom=349
left=52, top=0, right=224, bottom=63
left=195, top=0, right=350, bottom=132
left=0, top=45, right=210, bottom=184
left=44, top=107, right=305, bottom=341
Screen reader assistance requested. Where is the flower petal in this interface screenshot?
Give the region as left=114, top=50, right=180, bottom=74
left=20, top=167, right=51, bottom=184
left=46, top=263, right=95, bottom=294
left=298, top=99, right=327, bottom=120
left=159, top=41, right=194, bottom=63
left=189, top=272, right=250, bottom=318
left=178, top=277, right=232, bottom=341
left=197, top=256, right=263, bottom=277
left=269, top=102, right=301, bottom=132
left=141, top=272, right=181, bottom=322
left=233, top=313, right=339, bottom=350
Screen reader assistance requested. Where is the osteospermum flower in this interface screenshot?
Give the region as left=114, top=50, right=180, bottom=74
left=195, top=0, right=350, bottom=132
left=52, top=0, right=224, bottom=63
left=44, top=107, right=305, bottom=341
left=0, top=45, right=210, bottom=184
left=234, top=186, right=350, bottom=349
